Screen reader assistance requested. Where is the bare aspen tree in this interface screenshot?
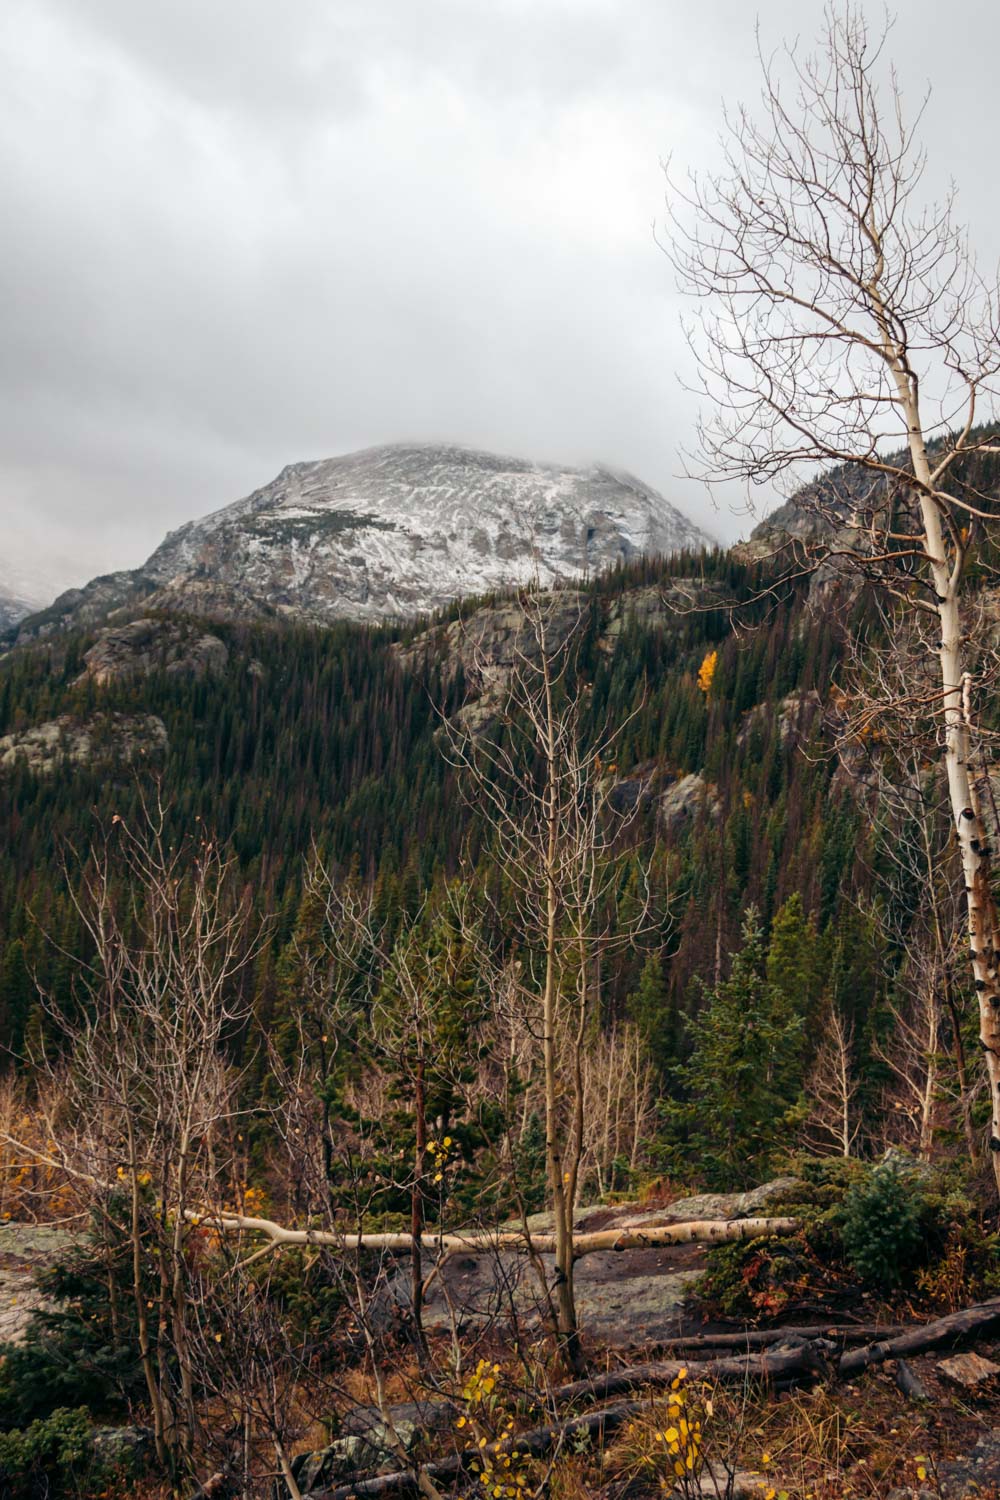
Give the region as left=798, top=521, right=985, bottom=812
left=874, top=977, right=943, bottom=1159
left=801, top=1001, right=861, bottom=1158
left=445, top=589, right=648, bottom=1371
left=271, top=869, right=486, bottom=1358
left=9, top=804, right=257, bottom=1486
left=191, top=1263, right=312, bottom=1500
left=667, top=6, right=1000, bottom=1188
left=578, top=1022, right=657, bottom=1199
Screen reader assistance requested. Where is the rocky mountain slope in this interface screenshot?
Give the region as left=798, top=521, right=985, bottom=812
left=10, top=444, right=712, bottom=641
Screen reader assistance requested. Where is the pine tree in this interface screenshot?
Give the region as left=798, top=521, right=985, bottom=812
left=627, top=950, right=677, bottom=1078
left=0, top=939, right=32, bottom=1065
left=669, top=907, right=806, bottom=1189
left=766, top=893, right=822, bottom=1024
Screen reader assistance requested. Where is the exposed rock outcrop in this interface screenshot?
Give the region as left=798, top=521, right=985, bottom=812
left=400, top=1179, right=798, bottom=1348
left=737, top=690, right=824, bottom=749
left=79, top=617, right=228, bottom=686
left=658, top=772, right=721, bottom=832
left=0, top=712, right=167, bottom=774
left=0, top=1224, right=76, bottom=1344
left=601, top=578, right=726, bottom=650
left=398, top=590, right=587, bottom=681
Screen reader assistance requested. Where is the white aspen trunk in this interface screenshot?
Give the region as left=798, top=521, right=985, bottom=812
left=899, top=387, right=1000, bottom=1192
left=539, top=642, right=582, bottom=1371
left=918, top=986, right=939, bottom=1160
left=837, top=1034, right=851, bottom=1158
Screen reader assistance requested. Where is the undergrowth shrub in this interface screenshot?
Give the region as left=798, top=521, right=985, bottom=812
left=839, top=1163, right=930, bottom=1292
left=695, top=1233, right=836, bottom=1321
left=696, top=1155, right=994, bottom=1318
left=0, top=1408, right=93, bottom=1500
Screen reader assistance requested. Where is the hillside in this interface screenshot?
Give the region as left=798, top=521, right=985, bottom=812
left=0, top=548, right=858, bottom=1076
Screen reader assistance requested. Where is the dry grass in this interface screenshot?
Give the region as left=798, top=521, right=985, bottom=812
left=559, top=1362, right=1000, bottom=1500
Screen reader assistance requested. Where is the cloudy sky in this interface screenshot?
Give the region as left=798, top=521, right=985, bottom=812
left=1, top=0, right=998, bottom=600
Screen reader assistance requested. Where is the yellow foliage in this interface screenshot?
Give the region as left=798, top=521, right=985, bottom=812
left=457, top=1360, right=534, bottom=1500
left=697, top=649, right=718, bottom=695
left=615, top=1370, right=712, bottom=1498
left=0, top=1088, right=78, bottom=1223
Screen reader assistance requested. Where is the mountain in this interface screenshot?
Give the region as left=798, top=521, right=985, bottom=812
left=10, top=443, right=712, bottom=641
left=0, top=580, right=47, bottom=632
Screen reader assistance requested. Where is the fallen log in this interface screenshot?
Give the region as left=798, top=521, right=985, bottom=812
left=200, top=1210, right=800, bottom=1260
left=309, top=1300, right=1000, bottom=1499
left=312, top=1400, right=644, bottom=1500
left=553, top=1339, right=832, bottom=1406
left=651, top=1321, right=906, bottom=1353
left=839, top=1296, right=1000, bottom=1377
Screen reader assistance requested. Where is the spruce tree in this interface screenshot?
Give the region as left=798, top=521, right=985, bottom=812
left=670, top=907, right=806, bottom=1189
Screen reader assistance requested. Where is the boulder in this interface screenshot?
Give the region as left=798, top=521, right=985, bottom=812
left=658, top=773, right=721, bottom=832
left=937, top=1352, right=1000, bottom=1389
left=91, top=1425, right=155, bottom=1473
left=290, top=1401, right=455, bottom=1494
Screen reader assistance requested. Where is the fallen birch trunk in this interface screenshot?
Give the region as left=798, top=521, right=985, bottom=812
left=198, top=1211, right=800, bottom=1259
left=0, top=1135, right=799, bottom=1261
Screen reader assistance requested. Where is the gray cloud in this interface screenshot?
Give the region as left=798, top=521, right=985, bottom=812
left=1, top=0, right=997, bottom=597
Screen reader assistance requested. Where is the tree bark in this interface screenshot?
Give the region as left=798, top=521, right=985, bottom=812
left=411, top=1054, right=428, bottom=1359
left=539, top=637, right=582, bottom=1373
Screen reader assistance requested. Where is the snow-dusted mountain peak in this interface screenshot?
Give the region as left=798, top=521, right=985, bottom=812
left=12, top=443, right=713, bottom=639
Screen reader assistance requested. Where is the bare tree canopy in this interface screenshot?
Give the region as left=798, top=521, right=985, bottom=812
left=667, top=6, right=1000, bottom=499
left=667, top=3, right=1000, bottom=1191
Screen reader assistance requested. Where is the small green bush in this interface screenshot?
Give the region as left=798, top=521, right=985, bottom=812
left=0, top=1408, right=93, bottom=1499
left=840, top=1162, right=929, bottom=1291
left=0, top=1234, right=145, bottom=1430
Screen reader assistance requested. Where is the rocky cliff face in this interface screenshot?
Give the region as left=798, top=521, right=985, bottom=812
left=12, top=444, right=713, bottom=641
left=0, top=713, right=168, bottom=775
left=79, top=618, right=229, bottom=686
